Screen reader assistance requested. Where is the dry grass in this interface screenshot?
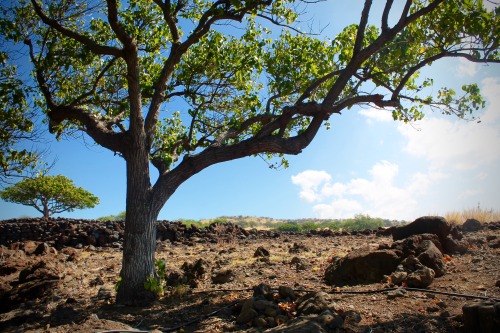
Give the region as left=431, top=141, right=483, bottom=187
left=444, top=207, right=500, bottom=224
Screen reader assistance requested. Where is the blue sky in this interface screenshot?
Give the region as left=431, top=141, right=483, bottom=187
left=1, top=1, right=499, bottom=221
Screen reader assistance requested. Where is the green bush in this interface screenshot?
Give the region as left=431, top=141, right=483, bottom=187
left=340, top=214, right=384, bottom=231
left=275, top=223, right=302, bottom=232
left=98, top=211, right=126, bottom=221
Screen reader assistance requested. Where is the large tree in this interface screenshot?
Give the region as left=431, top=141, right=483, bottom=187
left=1, top=0, right=498, bottom=304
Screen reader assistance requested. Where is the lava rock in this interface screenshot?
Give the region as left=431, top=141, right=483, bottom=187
left=462, top=219, right=482, bottom=232
left=324, top=250, right=401, bottom=286
left=391, top=216, right=451, bottom=244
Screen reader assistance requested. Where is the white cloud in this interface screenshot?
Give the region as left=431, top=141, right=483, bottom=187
left=398, top=77, right=500, bottom=170
left=314, top=199, right=363, bottom=219
left=455, top=58, right=478, bottom=77
left=291, top=170, right=331, bottom=202
left=358, top=107, right=393, bottom=122
left=292, top=161, right=443, bottom=220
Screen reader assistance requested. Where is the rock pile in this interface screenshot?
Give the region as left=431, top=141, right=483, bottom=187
left=235, top=283, right=362, bottom=332
left=325, top=216, right=480, bottom=289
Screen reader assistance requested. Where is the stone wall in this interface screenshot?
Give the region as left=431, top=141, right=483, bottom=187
left=0, top=218, right=274, bottom=249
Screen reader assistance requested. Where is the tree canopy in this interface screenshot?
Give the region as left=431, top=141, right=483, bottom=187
left=0, top=174, right=99, bottom=218
left=0, top=0, right=498, bottom=305
left=0, top=51, right=40, bottom=182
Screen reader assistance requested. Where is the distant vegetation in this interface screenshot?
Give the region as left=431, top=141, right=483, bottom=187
left=175, top=214, right=406, bottom=232
left=98, top=211, right=126, bottom=221
left=95, top=207, right=500, bottom=232
left=444, top=206, right=500, bottom=224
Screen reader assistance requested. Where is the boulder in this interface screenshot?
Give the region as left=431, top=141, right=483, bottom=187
left=324, top=250, right=401, bottom=286
left=391, top=233, right=444, bottom=257
left=462, top=219, right=482, bottom=232
left=391, top=216, right=451, bottom=244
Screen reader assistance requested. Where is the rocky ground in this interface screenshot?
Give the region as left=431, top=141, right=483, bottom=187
left=0, top=218, right=499, bottom=333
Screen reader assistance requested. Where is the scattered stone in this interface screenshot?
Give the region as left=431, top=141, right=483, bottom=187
left=289, top=242, right=310, bottom=254
left=387, top=288, right=407, bottom=300
left=290, top=256, right=309, bottom=271
left=253, top=283, right=274, bottom=301
left=278, top=286, right=296, bottom=301
left=254, top=246, right=270, bottom=257
left=211, top=269, right=235, bottom=284
left=236, top=298, right=258, bottom=324
left=166, top=258, right=208, bottom=288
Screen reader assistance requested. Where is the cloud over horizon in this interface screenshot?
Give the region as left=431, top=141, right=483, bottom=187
left=292, top=77, right=500, bottom=220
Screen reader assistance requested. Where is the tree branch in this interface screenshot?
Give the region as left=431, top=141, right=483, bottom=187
left=30, top=0, right=123, bottom=57
left=381, top=0, right=394, bottom=33
left=353, top=0, right=373, bottom=55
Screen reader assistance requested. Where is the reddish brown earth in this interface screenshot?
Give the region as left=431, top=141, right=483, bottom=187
left=0, top=222, right=499, bottom=333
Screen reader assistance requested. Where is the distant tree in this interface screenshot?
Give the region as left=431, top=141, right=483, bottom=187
left=1, top=0, right=498, bottom=305
left=0, top=175, right=99, bottom=218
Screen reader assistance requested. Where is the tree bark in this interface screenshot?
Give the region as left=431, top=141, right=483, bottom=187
left=115, top=141, right=158, bottom=305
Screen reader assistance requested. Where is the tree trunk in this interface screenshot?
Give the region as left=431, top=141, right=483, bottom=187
left=42, top=198, right=49, bottom=219
left=115, top=145, right=158, bottom=306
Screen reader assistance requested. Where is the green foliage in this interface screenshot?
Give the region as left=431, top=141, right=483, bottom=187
left=339, top=214, right=384, bottom=231
left=275, top=222, right=302, bottom=232
left=271, top=215, right=385, bottom=232
left=143, top=259, right=167, bottom=296
left=98, top=211, right=126, bottom=221
left=0, top=174, right=99, bottom=218
left=0, top=51, right=39, bottom=180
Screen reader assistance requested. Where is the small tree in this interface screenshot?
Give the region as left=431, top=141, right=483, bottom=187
left=0, top=174, right=99, bottom=218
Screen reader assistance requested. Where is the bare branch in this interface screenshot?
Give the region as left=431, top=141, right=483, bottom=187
left=381, top=0, right=394, bottom=33
left=353, top=0, right=373, bottom=55
left=30, top=0, right=122, bottom=57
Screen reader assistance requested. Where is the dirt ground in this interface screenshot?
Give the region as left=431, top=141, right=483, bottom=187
left=0, top=224, right=499, bottom=333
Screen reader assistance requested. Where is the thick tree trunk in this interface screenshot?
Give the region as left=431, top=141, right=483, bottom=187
left=115, top=144, right=158, bottom=305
